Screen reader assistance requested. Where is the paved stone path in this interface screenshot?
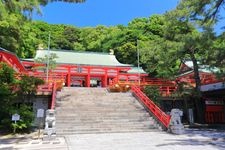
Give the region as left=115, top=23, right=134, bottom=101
left=2, top=129, right=224, bottom=150
left=65, top=129, right=225, bottom=150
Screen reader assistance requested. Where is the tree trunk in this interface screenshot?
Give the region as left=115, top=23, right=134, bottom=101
left=190, top=52, right=201, bottom=92
left=189, top=51, right=204, bottom=123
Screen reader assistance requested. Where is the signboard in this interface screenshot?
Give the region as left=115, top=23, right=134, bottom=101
left=12, top=113, right=20, bottom=121
left=188, top=109, right=194, bottom=124
left=205, top=100, right=224, bottom=105
left=90, top=80, right=97, bottom=84
left=37, top=109, right=44, bottom=118
left=77, top=66, right=82, bottom=73
left=201, top=82, right=225, bottom=92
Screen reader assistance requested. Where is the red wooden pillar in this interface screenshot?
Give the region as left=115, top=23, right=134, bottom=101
left=102, top=69, right=108, bottom=87
left=86, top=67, right=90, bottom=87
left=116, top=68, right=119, bottom=82
left=126, top=75, right=128, bottom=82
left=67, top=66, right=71, bottom=87
left=143, top=76, right=146, bottom=83
left=61, top=73, right=63, bottom=81
left=167, top=86, right=170, bottom=96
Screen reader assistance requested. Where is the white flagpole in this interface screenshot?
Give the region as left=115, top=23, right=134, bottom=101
left=46, top=33, right=51, bottom=82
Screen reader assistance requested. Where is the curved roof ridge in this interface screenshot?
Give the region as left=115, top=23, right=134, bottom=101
left=38, top=49, right=110, bottom=55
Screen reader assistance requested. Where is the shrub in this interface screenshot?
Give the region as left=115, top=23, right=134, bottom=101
left=143, top=86, right=161, bottom=106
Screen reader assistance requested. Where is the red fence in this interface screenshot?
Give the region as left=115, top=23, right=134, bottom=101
left=109, top=77, right=177, bottom=96
left=131, top=86, right=171, bottom=129
left=205, top=105, right=225, bottom=123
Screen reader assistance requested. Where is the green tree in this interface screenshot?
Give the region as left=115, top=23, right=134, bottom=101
left=176, top=0, right=225, bottom=24
left=139, top=12, right=213, bottom=122
left=16, top=75, right=45, bottom=102
left=0, top=63, right=17, bottom=130
left=163, top=1, right=225, bottom=122
left=203, top=31, right=225, bottom=76
left=144, top=86, right=161, bottom=106
left=35, top=53, right=58, bottom=72
left=0, top=0, right=85, bottom=56
left=0, top=63, right=44, bottom=132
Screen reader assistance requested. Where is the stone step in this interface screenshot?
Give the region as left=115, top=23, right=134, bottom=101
left=57, top=113, right=150, bottom=119
left=56, top=122, right=154, bottom=128
left=56, top=121, right=153, bottom=125
left=56, top=119, right=153, bottom=123
left=58, top=91, right=132, bottom=96
left=57, top=103, right=139, bottom=106
left=56, top=97, right=136, bottom=102
left=55, top=118, right=152, bottom=122
left=55, top=109, right=148, bottom=113
left=56, top=107, right=145, bottom=111
left=56, top=115, right=151, bottom=118
left=56, top=115, right=150, bottom=119
left=57, top=93, right=133, bottom=97
left=57, top=98, right=137, bottom=101
left=56, top=102, right=142, bottom=106
left=56, top=128, right=157, bottom=135
left=57, top=103, right=142, bottom=106
left=56, top=101, right=139, bottom=105
left=56, top=127, right=155, bottom=132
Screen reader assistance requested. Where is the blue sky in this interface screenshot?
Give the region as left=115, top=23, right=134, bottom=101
left=33, top=0, right=224, bottom=33
left=33, top=0, right=179, bottom=27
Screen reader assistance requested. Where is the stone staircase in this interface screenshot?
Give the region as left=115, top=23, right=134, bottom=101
left=55, top=87, right=159, bottom=135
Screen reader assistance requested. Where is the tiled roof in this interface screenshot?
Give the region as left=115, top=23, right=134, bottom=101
left=34, top=49, right=131, bottom=67
left=184, top=61, right=219, bottom=73
left=127, top=67, right=147, bottom=74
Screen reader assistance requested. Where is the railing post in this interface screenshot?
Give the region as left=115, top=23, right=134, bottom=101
left=167, top=87, right=170, bottom=96
left=86, top=67, right=90, bottom=87
left=103, top=69, right=108, bottom=87
left=67, top=66, right=71, bottom=87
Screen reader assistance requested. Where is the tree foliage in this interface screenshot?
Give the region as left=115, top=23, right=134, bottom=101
left=35, top=53, right=58, bottom=71
left=0, top=0, right=85, bottom=57
left=0, top=63, right=17, bottom=130
left=0, top=63, right=44, bottom=132
left=176, top=0, right=225, bottom=24
left=144, top=86, right=161, bottom=107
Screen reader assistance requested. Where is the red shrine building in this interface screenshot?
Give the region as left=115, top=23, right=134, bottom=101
left=3, top=48, right=148, bottom=87
left=177, top=61, right=225, bottom=124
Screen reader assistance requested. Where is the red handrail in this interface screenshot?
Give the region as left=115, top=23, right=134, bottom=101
left=50, top=82, right=57, bottom=110
left=109, top=77, right=177, bottom=96
left=131, top=86, right=171, bottom=128
left=50, top=81, right=63, bottom=109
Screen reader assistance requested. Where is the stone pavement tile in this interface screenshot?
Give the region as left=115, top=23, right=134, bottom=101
left=13, top=137, right=67, bottom=150
left=42, top=141, right=50, bottom=144
left=65, top=130, right=225, bottom=150
left=31, top=140, right=41, bottom=144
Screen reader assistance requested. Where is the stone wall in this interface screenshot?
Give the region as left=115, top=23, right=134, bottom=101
left=32, top=96, right=50, bottom=127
